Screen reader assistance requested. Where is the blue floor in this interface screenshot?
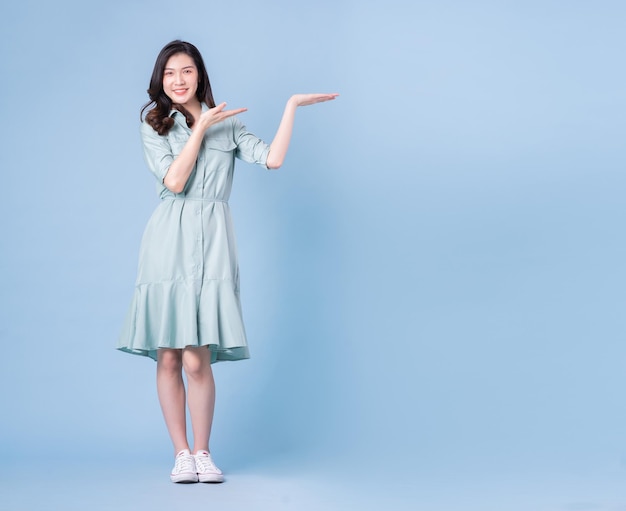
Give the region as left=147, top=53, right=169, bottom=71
left=0, top=462, right=354, bottom=511
left=1, top=458, right=625, bottom=511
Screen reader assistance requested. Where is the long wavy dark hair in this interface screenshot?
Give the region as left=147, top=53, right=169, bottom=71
left=141, top=40, right=216, bottom=135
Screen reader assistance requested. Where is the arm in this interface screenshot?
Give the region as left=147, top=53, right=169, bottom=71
left=266, top=93, right=339, bottom=169
left=163, top=128, right=206, bottom=193
left=163, top=103, right=247, bottom=193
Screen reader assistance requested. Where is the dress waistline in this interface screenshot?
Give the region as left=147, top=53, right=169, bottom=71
left=163, top=198, right=228, bottom=202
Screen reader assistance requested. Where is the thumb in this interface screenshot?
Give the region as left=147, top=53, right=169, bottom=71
left=213, top=102, right=227, bottom=112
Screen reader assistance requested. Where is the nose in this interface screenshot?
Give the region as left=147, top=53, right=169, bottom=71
left=174, top=72, right=185, bottom=85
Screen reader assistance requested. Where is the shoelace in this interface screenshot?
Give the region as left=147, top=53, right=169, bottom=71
left=195, top=453, right=218, bottom=473
left=174, top=453, right=196, bottom=474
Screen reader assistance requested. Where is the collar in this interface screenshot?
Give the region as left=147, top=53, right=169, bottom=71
left=169, top=103, right=209, bottom=129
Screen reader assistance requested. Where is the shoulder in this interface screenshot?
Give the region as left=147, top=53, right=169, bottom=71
left=139, top=119, right=171, bottom=139
left=227, top=116, right=248, bottom=141
left=230, top=115, right=246, bottom=133
left=218, top=115, right=242, bottom=133
left=141, top=117, right=185, bottom=141
left=139, top=120, right=174, bottom=157
left=140, top=119, right=160, bottom=138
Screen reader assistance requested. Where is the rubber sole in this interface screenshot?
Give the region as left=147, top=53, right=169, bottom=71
left=198, top=473, right=225, bottom=483
left=170, top=472, right=199, bottom=483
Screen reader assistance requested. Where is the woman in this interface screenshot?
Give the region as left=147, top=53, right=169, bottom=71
left=117, top=40, right=337, bottom=483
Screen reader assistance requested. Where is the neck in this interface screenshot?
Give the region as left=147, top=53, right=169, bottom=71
left=183, top=98, right=202, bottom=122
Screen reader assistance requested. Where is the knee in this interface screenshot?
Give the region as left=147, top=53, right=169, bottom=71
left=157, top=349, right=183, bottom=374
left=182, top=347, right=211, bottom=380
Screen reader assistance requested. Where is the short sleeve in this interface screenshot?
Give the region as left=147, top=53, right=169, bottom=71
left=232, top=117, right=271, bottom=168
left=140, top=121, right=174, bottom=182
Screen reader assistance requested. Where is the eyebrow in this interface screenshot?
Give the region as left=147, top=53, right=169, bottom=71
left=164, top=66, right=195, bottom=71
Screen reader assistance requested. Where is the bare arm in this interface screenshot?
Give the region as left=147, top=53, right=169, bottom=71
left=266, top=93, right=339, bottom=169
left=163, top=102, right=247, bottom=193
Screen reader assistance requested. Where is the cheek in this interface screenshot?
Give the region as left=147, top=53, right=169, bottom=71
left=162, top=84, right=175, bottom=101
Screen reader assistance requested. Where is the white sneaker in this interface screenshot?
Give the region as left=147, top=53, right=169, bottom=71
left=170, top=449, right=198, bottom=483
left=194, top=450, right=224, bottom=483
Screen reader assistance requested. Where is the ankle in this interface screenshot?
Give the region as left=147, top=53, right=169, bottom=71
left=175, top=446, right=191, bottom=456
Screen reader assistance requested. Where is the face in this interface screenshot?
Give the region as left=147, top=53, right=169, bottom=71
left=162, top=53, right=199, bottom=107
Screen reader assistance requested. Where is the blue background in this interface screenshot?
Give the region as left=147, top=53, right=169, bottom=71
left=1, top=0, right=625, bottom=509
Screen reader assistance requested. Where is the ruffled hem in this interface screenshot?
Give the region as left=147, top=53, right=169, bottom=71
left=117, top=345, right=249, bottom=363
left=117, top=279, right=250, bottom=363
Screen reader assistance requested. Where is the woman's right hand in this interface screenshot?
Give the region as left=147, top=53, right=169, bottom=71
left=195, top=102, right=247, bottom=131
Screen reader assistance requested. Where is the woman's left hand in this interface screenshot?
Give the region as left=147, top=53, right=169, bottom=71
left=289, top=93, right=340, bottom=107
left=266, top=93, right=339, bottom=169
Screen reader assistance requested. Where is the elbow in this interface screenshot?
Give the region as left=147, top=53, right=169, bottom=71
left=265, top=148, right=284, bottom=170
left=169, top=184, right=185, bottom=194
left=163, top=176, right=185, bottom=194
left=266, top=156, right=283, bottom=170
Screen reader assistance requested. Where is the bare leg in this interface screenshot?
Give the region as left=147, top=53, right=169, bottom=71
left=156, top=349, right=190, bottom=454
left=182, top=346, right=215, bottom=454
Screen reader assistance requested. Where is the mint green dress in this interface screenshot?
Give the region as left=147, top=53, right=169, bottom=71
left=118, top=106, right=270, bottom=362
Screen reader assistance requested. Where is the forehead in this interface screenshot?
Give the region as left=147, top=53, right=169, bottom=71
left=164, top=53, right=196, bottom=69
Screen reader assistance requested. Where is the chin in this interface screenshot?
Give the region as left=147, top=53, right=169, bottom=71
left=167, top=94, right=190, bottom=105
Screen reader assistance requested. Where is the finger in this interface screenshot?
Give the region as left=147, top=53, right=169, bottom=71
left=212, top=108, right=248, bottom=123
left=219, top=108, right=248, bottom=119
left=212, top=102, right=227, bottom=113
left=316, top=93, right=339, bottom=101
left=307, top=93, right=339, bottom=98
left=224, top=107, right=248, bottom=115
left=298, top=93, right=339, bottom=106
